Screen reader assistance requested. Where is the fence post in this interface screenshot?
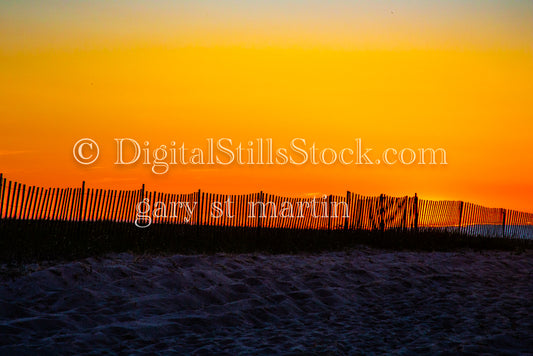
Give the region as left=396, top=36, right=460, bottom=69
left=501, top=208, right=506, bottom=238
left=458, top=201, right=464, bottom=233
left=139, top=184, right=145, bottom=226
left=379, top=194, right=385, bottom=234
left=197, top=189, right=201, bottom=226
left=414, top=193, right=418, bottom=233
left=78, top=181, right=85, bottom=222
left=344, top=191, right=350, bottom=231
left=257, top=191, right=263, bottom=231
left=327, top=194, right=332, bottom=231
left=195, top=189, right=201, bottom=238
left=0, top=173, right=3, bottom=221
left=355, top=195, right=361, bottom=230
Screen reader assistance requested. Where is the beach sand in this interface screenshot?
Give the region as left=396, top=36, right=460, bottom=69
left=1, top=249, right=531, bottom=354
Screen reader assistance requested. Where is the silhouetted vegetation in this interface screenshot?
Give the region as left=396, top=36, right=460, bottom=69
left=0, top=219, right=530, bottom=263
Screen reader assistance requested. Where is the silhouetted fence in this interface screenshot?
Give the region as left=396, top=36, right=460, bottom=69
left=0, top=174, right=531, bottom=239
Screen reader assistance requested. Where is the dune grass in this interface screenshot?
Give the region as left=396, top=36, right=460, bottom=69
left=0, top=219, right=530, bottom=263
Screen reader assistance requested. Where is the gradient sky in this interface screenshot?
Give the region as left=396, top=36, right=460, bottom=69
left=0, top=0, right=532, bottom=212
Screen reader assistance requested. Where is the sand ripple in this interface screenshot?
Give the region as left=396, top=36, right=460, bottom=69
left=0, top=250, right=532, bottom=354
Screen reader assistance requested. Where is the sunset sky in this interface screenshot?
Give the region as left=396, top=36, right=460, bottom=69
left=1, top=0, right=532, bottom=212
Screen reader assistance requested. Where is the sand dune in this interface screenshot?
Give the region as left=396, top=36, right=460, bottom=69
left=0, top=250, right=531, bottom=354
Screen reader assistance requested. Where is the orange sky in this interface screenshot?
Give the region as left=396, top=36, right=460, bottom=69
left=0, top=1, right=532, bottom=212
